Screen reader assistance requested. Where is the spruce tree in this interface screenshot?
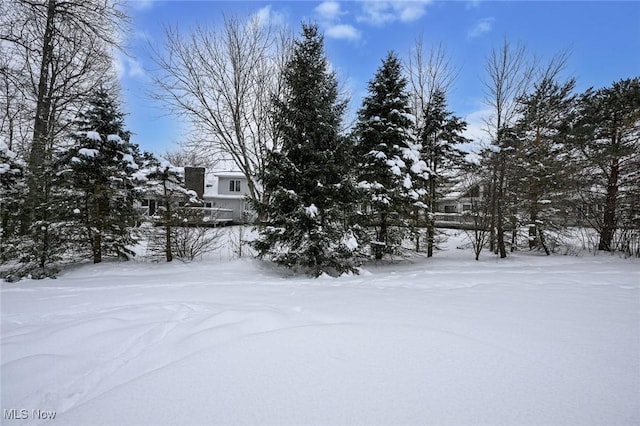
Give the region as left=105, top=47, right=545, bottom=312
left=252, top=23, right=360, bottom=277
left=53, top=88, right=143, bottom=263
left=354, top=51, right=427, bottom=260
left=419, top=88, right=468, bottom=257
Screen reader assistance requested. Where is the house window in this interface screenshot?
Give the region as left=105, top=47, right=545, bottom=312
left=444, top=205, right=457, bottom=213
left=141, top=199, right=149, bottom=207
left=229, top=180, right=241, bottom=192
left=462, top=204, right=472, bottom=212
left=204, top=202, right=213, bottom=208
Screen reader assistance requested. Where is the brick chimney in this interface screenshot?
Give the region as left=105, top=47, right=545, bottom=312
left=184, top=167, right=205, bottom=198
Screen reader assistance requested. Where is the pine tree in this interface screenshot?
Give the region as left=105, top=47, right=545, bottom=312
left=512, top=77, right=576, bottom=254
left=419, top=88, right=468, bottom=257
left=53, top=88, right=143, bottom=263
left=252, top=23, right=361, bottom=277
left=572, top=77, right=640, bottom=253
left=354, top=51, right=427, bottom=260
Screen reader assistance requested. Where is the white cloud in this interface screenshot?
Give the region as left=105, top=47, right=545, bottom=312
left=114, top=53, right=146, bottom=80
left=314, top=1, right=361, bottom=44
left=357, top=0, right=432, bottom=26
left=466, top=0, right=481, bottom=10
left=126, top=0, right=155, bottom=11
left=315, top=1, right=343, bottom=21
left=132, top=30, right=153, bottom=43
left=126, top=57, right=146, bottom=78
left=467, top=17, right=494, bottom=38
left=255, top=5, right=287, bottom=28
left=462, top=105, right=493, bottom=147
left=326, top=24, right=361, bottom=41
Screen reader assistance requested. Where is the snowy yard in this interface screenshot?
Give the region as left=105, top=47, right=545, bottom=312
left=2, top=230, right=639, bottom=425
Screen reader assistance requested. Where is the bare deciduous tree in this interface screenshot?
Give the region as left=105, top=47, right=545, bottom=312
left=405, top=35, right=462, bottom=257
left=460, top=170, right=492, bottom=261
left=482, top=39, right=535, bottom=258
left=406, top=36, right=457, bottom=131
left=150, top=15, right=292, bottom=209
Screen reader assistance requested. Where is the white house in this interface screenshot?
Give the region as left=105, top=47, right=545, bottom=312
left=200, top=169, right=254, bottom=224
left=140, top=167, right=254, bottom=225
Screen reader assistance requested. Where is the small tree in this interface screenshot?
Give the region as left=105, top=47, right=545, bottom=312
left=460, top=169, right=492, bottom=261
left=141, top=156, right=198, bottom=262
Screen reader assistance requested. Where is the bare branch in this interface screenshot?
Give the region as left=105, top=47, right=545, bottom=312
left=148, top=13, right=292, bottom=206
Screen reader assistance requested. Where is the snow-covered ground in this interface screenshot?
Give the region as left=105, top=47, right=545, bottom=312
left=2, top=230, right=639, bottom=425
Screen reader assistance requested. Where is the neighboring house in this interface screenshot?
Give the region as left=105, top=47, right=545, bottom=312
left=201, top=169, right=254, bottom=224
left=139, top=167, right=254, bottom=225
left=434, top=177, right=487, bottom=226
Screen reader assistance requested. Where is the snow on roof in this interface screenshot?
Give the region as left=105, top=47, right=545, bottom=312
left=440, top=174, right=483, bottom=200
left=214, top=171, right=246, bottom=178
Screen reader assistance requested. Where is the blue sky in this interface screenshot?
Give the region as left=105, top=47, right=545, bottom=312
left=118, top=0, right=640, bottom=155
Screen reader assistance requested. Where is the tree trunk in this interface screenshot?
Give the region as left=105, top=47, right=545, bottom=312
left=93, top=185, right=103, bottom=263
left=375, top=214, right=387, bottom=260
left=38, top=223, right=49, bottom=269
left=25, top=0, right=56, bottom=230
left=93, top=233, right=102, bottom=263
left=528, top=208, right=538, bottom=250
left=427, top=175, right=436, bottom=257
left=539, top=228, right=550, bottom=255
left=163, top=180, right=173, bottom=262
left=496, top=151, right=507, bottom=258
left=598, top=159, right=619, bottom=251
left=488, top=159, right=498, bottom=253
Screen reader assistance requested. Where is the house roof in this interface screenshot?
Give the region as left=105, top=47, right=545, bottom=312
left=440, top=174, right=483, bottom=201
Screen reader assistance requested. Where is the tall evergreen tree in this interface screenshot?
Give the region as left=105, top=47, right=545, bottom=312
left=252, top=23, right=360, bottom=276
left=512, top=77, right=576, bottom=254
left=53, top=88, right=143, bottom=263
left=419, top=88, right=468, bottom=257
left=354, top=51, right=427, bottom=260
left=572, top=77, right=640, bottom=252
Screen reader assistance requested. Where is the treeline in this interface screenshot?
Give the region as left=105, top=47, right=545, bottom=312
left=1, top=3, right=639, bottom=280
left=249, top=24, right=640, bottom=276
